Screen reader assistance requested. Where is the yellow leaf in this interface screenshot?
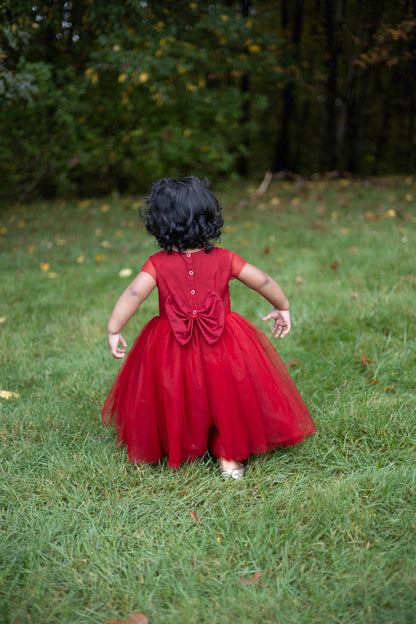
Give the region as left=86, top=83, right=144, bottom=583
left=118, top=73, right=128, bottom=83
left=95, top=254, right=106, bottom=262
left=248, top=44, right=261, bottom=53
left=40, top=263, right=50, bottom=272
left=76, top=256, right=85, bottom=264
left=139, top=72, right=149, bottom=83
left=101, top=204, right=110, bottom=212
left=0, top=227, right=7, bottom=235
left=101, top=240, right=113, bottom=249
left=48, top=272, right=58, bottom=278
left=0, top=390, right=20, bottom=399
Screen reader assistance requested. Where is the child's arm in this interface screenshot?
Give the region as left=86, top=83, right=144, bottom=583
left=107, top=271, right=156, bottom=358
left=236, top=263, right=291, bottom=338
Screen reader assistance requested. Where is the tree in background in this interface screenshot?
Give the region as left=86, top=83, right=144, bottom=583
left=0, top=1, right=415, bottom=200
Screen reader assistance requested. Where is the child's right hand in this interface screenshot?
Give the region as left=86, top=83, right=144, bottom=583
left=262, top=308, right=291, bottom=339
left=108, top=332, right=128, bottom=358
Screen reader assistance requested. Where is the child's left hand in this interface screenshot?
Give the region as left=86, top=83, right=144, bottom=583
left=108, top=332, right=128, bottom=358
left=262, top=308, right=291, bottom=338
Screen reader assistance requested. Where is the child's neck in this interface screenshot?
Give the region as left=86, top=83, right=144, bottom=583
left=172, top=247, right=203, bottom=253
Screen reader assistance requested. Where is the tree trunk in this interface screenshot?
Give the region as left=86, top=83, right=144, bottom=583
left=237, top=0, right=251, bottom=176
left=273, top=0, right=304, bottom=172
left=318, top=0, right=343, bottom=171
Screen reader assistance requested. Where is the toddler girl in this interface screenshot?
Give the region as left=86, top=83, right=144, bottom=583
left=102, top=177, right=315, bottom=479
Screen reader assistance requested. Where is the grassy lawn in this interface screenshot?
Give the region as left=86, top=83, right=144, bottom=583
left=1, top=177, right=415, bottom=624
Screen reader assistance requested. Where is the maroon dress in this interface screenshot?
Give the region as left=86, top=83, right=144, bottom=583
left=101, top=247, right=316, bottom=467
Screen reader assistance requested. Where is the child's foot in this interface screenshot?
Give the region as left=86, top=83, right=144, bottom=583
left=218, top=458, right=246, bottom=480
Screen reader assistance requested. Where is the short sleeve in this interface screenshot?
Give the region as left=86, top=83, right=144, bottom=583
left=231, top=252, right=247, bottom=278
left=140, top=258, right=157, bottom=281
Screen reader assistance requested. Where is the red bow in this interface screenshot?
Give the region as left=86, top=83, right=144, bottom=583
left=165, top=291, right=225, bottom=345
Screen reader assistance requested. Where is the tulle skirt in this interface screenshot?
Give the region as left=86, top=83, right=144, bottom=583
left=101, top=312, right=315, bottom=468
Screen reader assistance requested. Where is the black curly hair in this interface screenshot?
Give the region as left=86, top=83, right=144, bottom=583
left=142, top=176, right=223, bottom=253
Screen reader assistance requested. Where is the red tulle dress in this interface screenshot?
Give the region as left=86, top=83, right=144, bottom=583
left=102, top=247, right=315, bottom=467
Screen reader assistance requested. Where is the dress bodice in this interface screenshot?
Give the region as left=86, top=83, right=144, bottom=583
left=141, top=248, right=245, bottom=345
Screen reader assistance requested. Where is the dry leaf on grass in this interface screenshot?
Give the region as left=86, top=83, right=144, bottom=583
left=0, top=390, right=20, bottom=399
left=105, top=612, right=148, bottom=624
left=286, top=359, right=299, bottom=367
left=240, top=571, right=266, bottom=587
left=190, top=510, right=201, bottom=522
left=361, top=353, right=375, bottom=367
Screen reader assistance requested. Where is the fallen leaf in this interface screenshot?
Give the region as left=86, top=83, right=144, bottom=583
left=190, top=511, right=201, bottom=522
left=95, top=254, right=107, bottom=262
left=101, top=204, right=110, bottom=212
left=48, top=272, right=58, bottom=279
left=104, top=614, right=148, bottom=624
left=101, top=240, right=113, bottom=249
left=337, top=194, right=349, bottom=206
left=0, top=317, right=6, bottom=323
left=331, top=260, right=339, bottom=271
left=240, top=571, right=266, bottom=587
left=313, top=219, right=328, bottom=233
left=361, top=353, right=375, bottom=367
left=383, top=387, right=395, bottom=393
left=0, top=390, right=20, bottom=399
left=223, top=225, right=237, bottom=234
left=119, top=268, right=133, bottom=278
left=76, top=256, right=85, bottom=264
left=264, top=245, right=272, bottom=255
left=351, top=292, right=359, bottom=299
left=295, top=276, right=303, bottom=283
left=348, top=246, right=358, bottom=254
left=367, top=379, right=380, bottom=384
left=286, top=359, right=299, bottom=367
left=40, top=262, right=50, bottom=272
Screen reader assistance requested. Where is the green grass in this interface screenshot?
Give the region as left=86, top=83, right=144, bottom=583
left=1, top=177, right=416, bottom=624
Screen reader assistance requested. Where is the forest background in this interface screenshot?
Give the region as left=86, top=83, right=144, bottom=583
left=1, top=0, right=416, bottom=202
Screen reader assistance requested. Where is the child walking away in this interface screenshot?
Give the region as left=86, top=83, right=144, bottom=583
left=102, top=177, right=315, bottom=479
